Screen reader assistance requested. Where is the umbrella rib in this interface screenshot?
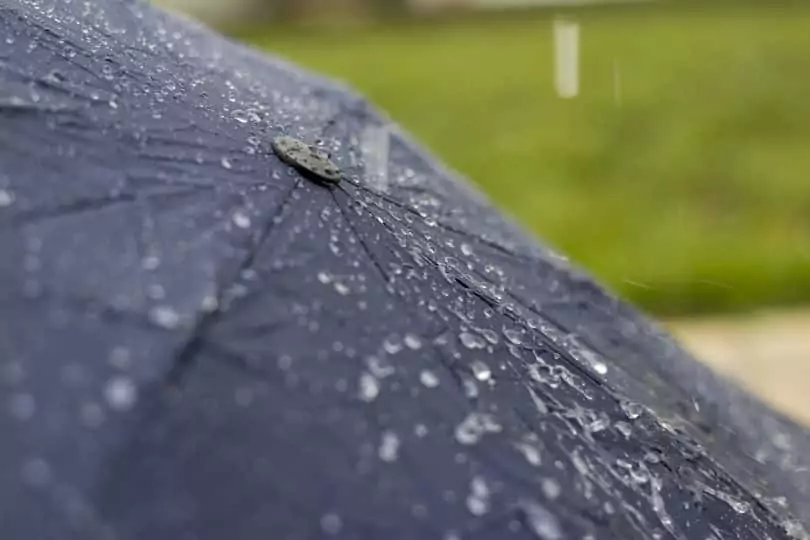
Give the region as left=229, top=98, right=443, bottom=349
left=345, top=180, right=543, bottom=266
left=161, top=179, right=303, bottom=387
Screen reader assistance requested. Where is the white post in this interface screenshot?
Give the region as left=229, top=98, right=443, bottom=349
left=553, top=17, right=580, bottom=99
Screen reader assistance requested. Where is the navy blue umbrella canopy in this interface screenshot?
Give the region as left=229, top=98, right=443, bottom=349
left=1, top=0, right=808, bottom=538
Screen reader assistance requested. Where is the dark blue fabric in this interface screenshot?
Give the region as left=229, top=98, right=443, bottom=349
left=0, top=1, right=808, bottom=538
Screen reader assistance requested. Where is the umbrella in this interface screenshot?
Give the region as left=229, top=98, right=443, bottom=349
left=1, top=0, right=808, bottom=538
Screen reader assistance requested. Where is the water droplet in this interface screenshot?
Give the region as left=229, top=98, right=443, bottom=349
left=514, top=441, right=542, bottom=466
left=466, top=476, right=490, bottom=516
left=358, top=372, right=379, bottom=402
left=460, top=243, right=473, bottom=256
left=419, top=369, right=439, bottom=388
left=615, top=421, right=632, bottom=438
left=9, top=393, right=36, bottom=421
left=503, top=328, right=524, bottom=346
left=232, top=210, right=251, bottom=229
left=481, top=329, right=499, bottom=345
left=404, top=333, right=422, bottom=350
left=334, top=282, right=350, bottom=295
left=414, top=423, right=429, bottom=437
left=383, top=337, right=403, bottom=355
left=149, top=305, right=181, bottom=329
left=317, top=271, right=332, bottom=284
left=320, top=512, right=343, bottom=535
left=520, top=500, right=562, bottom=540
left=470, top=360, right=492, bottom=382
left=232, top=109, right=248, bottom=123
left=366, top=355, right=395, bottom=378
left=591, top=360, right=608, bottom=375
left=542, top=478, right=561, bottom=500
left=620, top=400, right=644, bottom=420
left=0, top=189, right=15, bottom=207
left=455, top=412, right=502, bottom=445
left=459, top=332, right=485, bottom=350
left=220, top=156, right=233, bottom=169
left=378, top=430, right=400, bottom=462
left=463, top=377, right=479, bottom=399
left=104, top=376, right=137, bottom=411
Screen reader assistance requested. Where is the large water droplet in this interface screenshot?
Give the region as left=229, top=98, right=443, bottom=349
left=358, top=372, right=379, bottom=402
left=542, top=478, right=561, bottom=500
left=149, top=305, right=181, bottom=329
left=514, top=440, right=542, bottom=466
left=104, top=376, right=137, bottom=411
left=520, top=500, right=562, bottom=540
left=320, top=513, right=343, bottom=535
left=455, top=412, right=502, bottom=445
left=378, top=430, right=400, bottom=462
left=466, top=476, right=490, bottom=516
left=0, top=189, right=14, bottom=207
left=503, top=328, right=524, bottom=346
left=232, top=210, right=251, bottom=229
left=420, top=369, right=439, bottom=388
left=459, top=332, right=485, bottom=350
left=404, top=333, right=422, bottom=350
left=620, top=400, right=644, bottom=420
left=470, top=360, right=492, bottom=382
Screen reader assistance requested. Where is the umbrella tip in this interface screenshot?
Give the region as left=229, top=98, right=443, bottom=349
left=271, top=135, right=342, bottom=186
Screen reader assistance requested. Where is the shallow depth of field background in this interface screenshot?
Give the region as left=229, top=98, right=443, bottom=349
left=161, top=0, right=810, bottom=424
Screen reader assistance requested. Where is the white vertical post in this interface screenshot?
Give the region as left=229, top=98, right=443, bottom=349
left=553, top=17, right=580, bottom=99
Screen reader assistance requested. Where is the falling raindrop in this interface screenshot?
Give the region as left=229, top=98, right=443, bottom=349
left=460, top=243, right=474, bottom=256
left=220, top=156, right=233, bottom=169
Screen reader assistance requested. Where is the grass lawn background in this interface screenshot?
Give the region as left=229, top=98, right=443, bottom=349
left=237, top=4, right=810, bottom=316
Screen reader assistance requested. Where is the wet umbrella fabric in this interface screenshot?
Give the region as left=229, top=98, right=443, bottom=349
left=0, top=0, right=808, bottom=538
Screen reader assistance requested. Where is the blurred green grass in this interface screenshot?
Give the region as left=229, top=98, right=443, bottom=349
left=240, top=5, right=810, bottom=316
